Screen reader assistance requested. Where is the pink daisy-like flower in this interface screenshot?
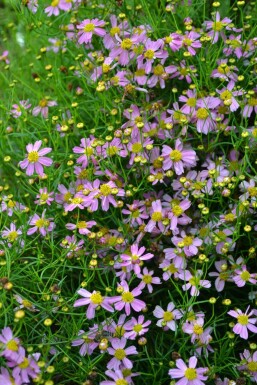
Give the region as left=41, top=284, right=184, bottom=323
left=123, top=315, right=151, bottom=340
left=34, top=188, right=54, bottom=206
left=9, top=353, right=41, bottom=384
left=239, top=349, right=257, bottom=382
left=0, top=367, right=22, bottom=385
left=19, top=140, right=53, bottom=176
left=74, top=289, right=115, bottom=319
left=209, top=260, right=232, bottom=292
left=227, top=306, right=257, bottom=339
left=27, top=210, right=55, bottom=236
left=100, top=369, right=131, bottom=385
left=162, top=139, right=197, bottom=175
left=45, top=0, right=62, bottom=16
left=10, top=100, right=31, bottom=118
left=66, top=220, right=97, bottom=235
left=120, top=244, right=154, bottom=275
left=205, top=12, right=232, bottom=43
left=233, top=265, right=257, bottom=287
left=179, top=270, right=211, bottom=297
left=72, top=329, right=98, bottom=356
left=1, top=223, right=22, bottom=245
left=169, top=356, right=208, bottom=385
left=172, top=231, right=202, bottom=257
left=112, top=281, right=146, bottom=316
left=137, top=267, right=161, bottom=293
left=32, top=99, right=57, bottom=118
left=77, top=18, right=106, bottom=44
left=0, top=327, right=21, bottom=361
left=145, top=199, right=166, bottom=233
left=153, top=302, right=183, bottom=331
left=107, top=337, right=137, bottom=370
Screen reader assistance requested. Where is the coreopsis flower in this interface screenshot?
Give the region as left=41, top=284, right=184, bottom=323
left=27, top=210, right=55, bottom=236
left=182, top=31, right=202, bottom=55
left=74, top=289, right=115, bottom=319
left=72, top=329, right=98, bottom=356
left=1, top=223, right=23, bottom=246
left=123, top=315, right=151, bottom=340
left=9, top=353, right=41, bottom=384
left=112, top=281, right=146, bottom=316
left=216, top=81, right=243, bottom=112
left=169, top=356, right=208, bottom=385
left=137, top=267, right=161, bottom=293
left=209, top=260, right=233, bottom=292
left=137, top=38, right=167, bottom=74
left=239, top=349, right=257, bottom=381
left=0, top=196, right=26, bottom=217
left=0, top=367, right=22, bottom=385
left=182, top=317, right=212, bottom=345
left=205, top=12, right=232, bottom=43
left=179, top=270, right=211, bottom=296
left=120, top=244, right=154, bottom=275
left=32, top=98, right=57, bottom=118
left=227, top=306, right=257, bottom=339
left=13, top=295, right=38, bottom=312
left=0, top=328, right=24, bottom=362
left=55, top=184, right=75, bottom=205
left=66, top=220, right=97, bottom=235
left=162, top=139, right=197, bottom=175
left=73, top=137, right=97, bottom=167
left=10, top=100, right=31, bottom=118
left=60, top=235, right=84, bottom=258
left=153, top=302, right=183, bottom=330
left=109, top=35, right=139, bottom=66
left=242, top=92, right=257, bottom=118
left=145, top=199, right=166, bottom=233
left=122, top=200, right=149, bottom=227
left=172, top=231, right=202, bottom=257
left=0, top=50, right=9, bottom=64
left=19, top=140, right=53, bottom=176
left=233, top=265, right=257, bottom=287
left=107, top=337, right=137, bottom=370
left=193, top=97, right=220, bottom=134
left=165, top=32, right=183, bottom=52
left=25, top=0, right=38, bottom=13
left=45, top=0, right=62, bottom=16
left=211, top=59, right=238, bottom=81
left=100, top=369, right=131, bottom=385
left=77, top=19, right=106, bottom=44
left=34, top=188, right=54, bottom=206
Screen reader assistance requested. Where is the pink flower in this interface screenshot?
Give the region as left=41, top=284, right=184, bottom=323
left=0, top=50, right=10, bottom=64
left=45, top=0, right=62, bottom=16
left=0, top=327, right=21, bottom=361
left=227, top=306, right=257, bottom=339
left=120, top=244, right=154, bottom=275
left=77, top=19, right=106, bottom=44
left=205, top=12, right=232, bottom=43
left=74, top=289, right=115, bottom=319
left=169, top=356, right=208, bottom=385
left=9, top=353, right=41, bottom=384
left=34, top=188, right=54, bottom=206
left=162, top=139, right=197, bottom=175
left=179, top=270, right=211, bottom=296
left=233, top=265, right=257, bottom=287
left=239, top=349, right=257, bottom=381
left=182, top=31, right=202, bottom=55
left=209, top=260, right=232, bottom=292
left=1, top=223, right=22, bottom=245
left=172, top=231, right=202, bottom=257
left=123, top=315, right=151, bottom=340
left=10, top=100, right=31, bottom=118
left=72, top=329, right=98, bottom=356
left=145, top=199, right=166, bottom=233
left=66, top=220, right=96, bottom=235
left=27, top=210, right=55, bottom=236
left=19, top=140, right=53, bottom=176
left=73, top=137, right=97, bottom=167
left=153, top=302, right=183, bottom=330
left=0, top=368, right=22, bottom=385
left=100, top=369, right=131, bottom=385
left=112, top=281, right=146, bottom=316
left=107, top=337, right=137, bottom=370
left=32, top=99, right=57, bottom=118
left=137, top=267, right=161, bottom=293
left=137, top=38, right=167, bottom=74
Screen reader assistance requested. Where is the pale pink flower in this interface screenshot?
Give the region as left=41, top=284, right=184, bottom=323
left=205, top=12, right=232, bottom=43
left=74, top=289, right=115, bottom=319
left=32, top=99, right=57, bottom=118
left=77, top=19, right=106, bottom=44
left=179, top=270, right=211, bottom=296
left=137, top=267, right=161, bottom=293
left=112, top=281, right=145, bottom=316
left=0, top=368, right=22, bottom=385
left=72, top=329, right=98, bottom=356
left=10, top=100, right=31, bottom=118
left=169, top=356, right=208, bottom=385
left=120, top=244, right=154, bottom=275
left=145, top=199, right=166, bottom=233
left=233, top=265, right=257, bottom=287
left=107, top=337, right=137, bottom=370
left=153, top=302, right=183, bottom=330
left=65, top=220, right=96, bottom=235
left=27, top=210, right=55, bottom=236
left=19, top=140, right=53, bottom=176
left=0, top=327, right=21, bottom=361
left=239, top=349, right=257, bottom=381
left=227, top=306, right=257, bottom=339
left=162, top=139, right=197, bottom=175
left=34, top=188, right=54, bottom=206
left=123, top=315, right=151, bottom=340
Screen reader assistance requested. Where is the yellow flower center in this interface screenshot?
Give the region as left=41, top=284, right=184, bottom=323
left=213, top=21, right=224, bottom=31
left=220, top=90, right=232, bottom=100
left=183, top=236, right=193, bottom=246
left=237, top=314, right=248, bottom=325
left=151, top=211, right=163, bottom=221
left=121, top=292, right=134, bottom=303
left=247, top=361, right=257, bottom=372
left=114, top=348, right=126, bottom=360
left=28, top=151, right=39, bottom=163
left=110, top=26, right=120, bottom=36
left=39, top=98, right=48, bottom=107
left=163, top=311, right=174, bottom=322
left=153, top=65, right=164, bottom=76
left=185, top=368, right=197, bottom=380
left=170, top=150, right=182, bottom=162
left=22, top=299, right=32, bottom=308
left=224, top=213, right=235, bottom=222
left=219, top=272, right=229, bottom=280
left=84, top=23, right=95, bottom=32
left=131, top=209, right=140, bottom=218
left=196, top=108, right=209, bottom=119
left=77, top=221, right=87, bottom=229
left=90, top=292, right=103, bottom=305
left=240, top=271, right=251, bottom=281
left=121, top=38, right=133, bottom=50
left=189, top=277, right=200, bottom=286
left=18, top=358, right=29, bottom=369
left=135, top=68, right=146, bottom=76
left=168, top=264, right=178, bottom=274
left=71, top=197, right=84, bottom=205
left=7, top=231, right=18, bottom=242
left=7, top=200, right=16, bottom=208
left=107, top=146, right=119, bottom=156
left=100, top=184, right=112, bottom=196
left=133, top=324, right=143, bottom=333
left=35, top=218, right=49, bottom=228
left=248, top=187, right=257, bottom=197
left=142, top=274, right=152, bottom=284
left=131, top=142, right=143, bottom=153
left=144, top=49, right=155, bottom=59
left=6, top=340, right=19, bottom=351
left=116, top=380, right=128, bottom=385
left=187, top=97, right=196, bottom=107
left=183, top=38, right=192, bottom=46
left=180, top=67, right=188, bottom=76
left=172, top=205, right=183, bottom=217
left=193, top=324, right=204, bottom=335
left=248, top=97, right=257, bottom=106
left=64, top=192, right=72, bottom=202
left=84, top=147, right=94, bottom=156
left=40, top=193, right=49, bottom=201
